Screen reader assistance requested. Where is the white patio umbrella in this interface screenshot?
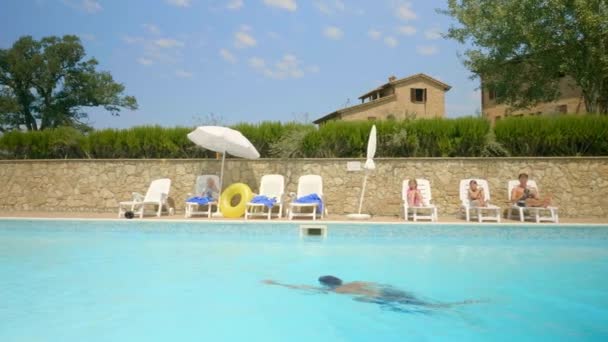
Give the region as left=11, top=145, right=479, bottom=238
left=187, top=126, right=260, bottom=216
left=347, top=125, right=376, bottom=220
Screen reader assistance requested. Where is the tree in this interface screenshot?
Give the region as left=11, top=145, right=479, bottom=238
left=444, top=0, right=608, bottom=114
left=0, top=35, right=137, bottom=131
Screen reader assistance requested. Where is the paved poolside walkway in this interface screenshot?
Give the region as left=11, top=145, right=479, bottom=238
left=0, top=211, right=605, bottom=224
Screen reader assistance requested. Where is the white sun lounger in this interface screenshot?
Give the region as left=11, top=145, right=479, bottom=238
left=507, top=180, right=559, bottom=223
left=185, top=175, right=220, bottom=218
left=402, top=179, right=438, bottom=222
left=245, top=174, right=285, bottom=220
left=288, top=175, right=327, bottom=220
left=459, top=178, right=501, bottom=223
left=118, top=178, right=172, bottom=219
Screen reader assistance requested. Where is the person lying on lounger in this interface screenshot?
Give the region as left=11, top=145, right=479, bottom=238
left=468, top=180, right=487, bottom=207
left=262, top=275, right=484, bottom=313
left=511, top=173, right=551, bottom=208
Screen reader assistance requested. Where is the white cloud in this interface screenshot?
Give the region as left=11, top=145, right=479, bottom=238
left=368, top=29, right=382, bottom=40
left=250, top=54, right=314, bottom=80
left=323, top=26, right=343, bottom=40
left=267, top=31, right=281, bottom=39
left=175, top=69, right=193, bottom=78
left=416, top=45, right=439, bottom=56
left=263, top=0, right=297, bottom=11
left=314, top=0, right=345, bottom=15
left=384, top=36, right=398, bottom=48
left=219, top=48, right=238, bottom=63
left=82, top=0, right=101, bottom=13
left=167, top=0, right=191, bottom=7
left=143, top=24, right=161, bottom=35
left=154, top=38, right=184, bottom=48
left=80, top=33, right=96, bottom=41
left=307, top=65, right=321, bottom=73
left=398, top=25, right=416, bottom=36
left=122, top=35, right=143, bottom=44
left=234, top=27, right=257, bottom=48
left=424, top=27, right=442, bottom=40
left=137, top=58, right=154, bottom=66
left=123, top=31, right=185, bottom=66
left=63, top=0, right=101, bottom=13
left=249, top=57, right=266, bottom=69
left=396, top=2, right=416, bottom=21
left=227, top=0, right=243, bottom=10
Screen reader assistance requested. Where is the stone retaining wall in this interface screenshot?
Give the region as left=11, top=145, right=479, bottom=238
left=1, top=158, right=607, bottom=218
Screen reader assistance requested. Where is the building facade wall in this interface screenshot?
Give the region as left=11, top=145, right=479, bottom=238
left=333, top=80, right=447, bottom=122
left=482, top=77, right=587, bottom=122
left=1, top=158, right=607, bottom=219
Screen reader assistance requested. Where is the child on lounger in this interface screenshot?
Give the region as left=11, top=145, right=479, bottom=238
left=407, top=179, right=423, bottom=207
left=468, top=180, right=487, bottom=207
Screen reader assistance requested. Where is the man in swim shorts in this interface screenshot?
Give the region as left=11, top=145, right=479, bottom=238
left=511, top=173, right=551, bottom=208
left=262, top=275, right=482, bottom=312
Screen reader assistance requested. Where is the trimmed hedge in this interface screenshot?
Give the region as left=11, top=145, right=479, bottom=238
left=0, top=116, right=606, bottom=159
left=494, top=115, right=608, bottom=156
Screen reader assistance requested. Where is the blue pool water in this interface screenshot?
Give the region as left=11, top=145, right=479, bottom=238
left=1, top=220, right=608, bottom=341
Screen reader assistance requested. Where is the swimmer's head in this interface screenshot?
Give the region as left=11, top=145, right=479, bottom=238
left=318, top=275, right=343, bottom=288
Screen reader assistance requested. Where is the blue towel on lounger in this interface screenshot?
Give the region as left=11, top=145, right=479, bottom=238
left=186, top=196, right=214, bottom=205
left=294, top=193, right=323, bottom=214
left=250, top=195, right=277, bottom=208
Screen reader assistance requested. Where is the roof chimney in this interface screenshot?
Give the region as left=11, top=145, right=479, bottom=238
left=388, top=75, right=397, bottom=82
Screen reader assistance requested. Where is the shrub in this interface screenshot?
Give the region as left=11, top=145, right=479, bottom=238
left=494, top=115, right=608, bottom=156
left=0, top=116, right=605, bottom=159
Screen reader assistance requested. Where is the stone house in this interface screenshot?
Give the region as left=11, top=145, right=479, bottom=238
left=313, top=73, right=451, bottom=125
left=482, top=76, right=587, bottom=123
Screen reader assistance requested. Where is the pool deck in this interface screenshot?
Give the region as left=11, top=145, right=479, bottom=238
left=0, top=211, right=605, bottom=225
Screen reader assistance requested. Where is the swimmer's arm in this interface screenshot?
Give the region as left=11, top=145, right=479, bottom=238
left=262, top=280, right=327, bottom=293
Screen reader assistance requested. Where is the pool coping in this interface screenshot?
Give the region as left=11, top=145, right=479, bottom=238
left=1, top=216, right=606, bottom=228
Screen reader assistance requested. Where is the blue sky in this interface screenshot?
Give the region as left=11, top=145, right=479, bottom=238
left=1, top=0, right=480, bottom=128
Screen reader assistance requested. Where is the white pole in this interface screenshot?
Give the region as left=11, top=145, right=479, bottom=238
left=219, top=151, right=226, bottom=191
left=357, top=171, right=369, bottom=214
left=214, top=151, right=226, bottom=216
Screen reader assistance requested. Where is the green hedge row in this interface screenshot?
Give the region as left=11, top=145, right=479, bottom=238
left=494, top=115, right=608, bottom=156
left=0, top=116, right=606, bottom=159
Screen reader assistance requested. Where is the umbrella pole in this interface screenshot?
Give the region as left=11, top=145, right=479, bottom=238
left=357, top=171, right=369, bottom=214
left=219, top=151, right=226, bottom=191
left=215, top=152, right=226, bottom=215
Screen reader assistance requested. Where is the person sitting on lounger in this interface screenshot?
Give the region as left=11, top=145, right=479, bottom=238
left=407, top=179, right=423, bottom=207
left=511, top=173, right=551, bottom=208
left=468, top=180, right=487, bottom=207
left=201, top=177, right=220, bottom=200
left=262, top=275, right=484, bottom=313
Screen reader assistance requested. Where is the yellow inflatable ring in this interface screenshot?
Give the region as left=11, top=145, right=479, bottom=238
left=220, top=183, right=253, bottom=218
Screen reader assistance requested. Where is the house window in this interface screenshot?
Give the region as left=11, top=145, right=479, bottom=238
left=556, top=105, right=567, bottom=113
left=410, top=88, right=427, bottom=103
left=488, top=88, right=497, bottom=100
left=367, top=116, right=376, bottom=121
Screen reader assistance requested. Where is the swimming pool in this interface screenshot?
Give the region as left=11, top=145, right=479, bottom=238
left=1, top=219, right=607, bottom=341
